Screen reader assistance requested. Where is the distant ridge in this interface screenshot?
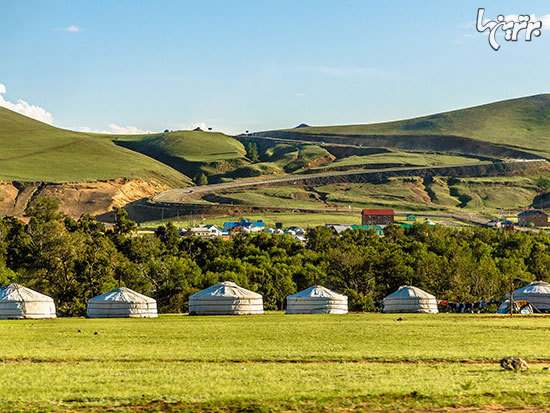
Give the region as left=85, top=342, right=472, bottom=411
left=294, top=123, right=310, bottom=129
left=255, top=94, right=550, bottom=158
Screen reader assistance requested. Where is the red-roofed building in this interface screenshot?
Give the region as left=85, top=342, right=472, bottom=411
left=362, top=209, right=395, bottom=226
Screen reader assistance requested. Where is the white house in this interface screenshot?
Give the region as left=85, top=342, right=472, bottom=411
left=285, top=226, right=306, bottom=235
left=241, top=223, right=263, bottom=233
left=189, top=224, right=227, bottom=238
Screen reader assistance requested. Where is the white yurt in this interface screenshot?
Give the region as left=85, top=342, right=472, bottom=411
left=189, top=281, right=264, bottom=315
left=0, top=284, right=56, bottom=319
left=383, top=285, right=438, bottom=314
left=286, top=285, right=348, bottom=314
left=507, top=281, right=550, bottom=311
left=87, top=287, right=157, bottom=318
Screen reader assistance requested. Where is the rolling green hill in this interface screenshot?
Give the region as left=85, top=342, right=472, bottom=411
left=257, top=94, right=550, bottom=159
left=0, top=107, right=190, bottom=185
left=114, top=130, right=249, bottom=178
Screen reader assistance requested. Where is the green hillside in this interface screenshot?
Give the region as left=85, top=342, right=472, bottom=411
left=268, top=94, right=550, bottom=158
left=114, top=130, right=249, bottom=178
left=0, top=107, right=191, bottom=185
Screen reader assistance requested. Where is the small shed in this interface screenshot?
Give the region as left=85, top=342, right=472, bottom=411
left=383, top=285, right=438, bottom=314
left=0, top=284, right=56, bottom=319
left=189, top=281, right=264, bottom=315
left=87, top=287, right=158, bottom=318
left=286, top=286, right=348, bottom=314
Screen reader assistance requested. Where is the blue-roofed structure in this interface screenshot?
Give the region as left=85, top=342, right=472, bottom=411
left=223, top=219, right=265, bottom=232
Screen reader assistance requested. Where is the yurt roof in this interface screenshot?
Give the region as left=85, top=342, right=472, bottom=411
left=384, top=285, right=436, bottom=300
left=288, top=285, right=346, bottom=299
left=512, top=281, right=550, bottom=295
left=190, top=281, right=262, bottom=299
left=89, top=287, right=155, bottom=303
left=0, top=284, right=54, bottom=302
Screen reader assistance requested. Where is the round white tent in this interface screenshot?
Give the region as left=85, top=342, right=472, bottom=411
left=87, top=287, right=157, bottom=318
left=189, top=281, right=264, bottom=315
left=507, top=281, right=550, bottom=311
left=286, top=285, right=348, bottom=314
left=0, top=284, right=56, bottom=319
left=383, top=285, right=438, bottom=314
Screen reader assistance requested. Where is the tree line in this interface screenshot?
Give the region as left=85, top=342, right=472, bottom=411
left=0, top=197, right=548, bottom=316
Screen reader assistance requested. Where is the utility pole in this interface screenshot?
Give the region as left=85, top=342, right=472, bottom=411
left=510, top=275, right=514, bottom=317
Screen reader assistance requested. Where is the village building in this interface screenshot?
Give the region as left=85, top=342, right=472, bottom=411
left=350, top=224, right=384, bottom=235
left=502, top=220, right=515, bottom=231
left=223, top=218, right=266, bottom=232
left=284, top=226, right=306, bottom=235
left=518, top=210, right=549, bottom=227
left=325, top=224, right=352, bottom=234
left=486, top=220, right=502, bottom=229
left=361, top=209, right=395, bottom=226
left=189, top=224, right=227, bottom=238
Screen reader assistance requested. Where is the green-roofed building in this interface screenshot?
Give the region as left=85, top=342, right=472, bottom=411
left=350, top=225, right=384, bottom=235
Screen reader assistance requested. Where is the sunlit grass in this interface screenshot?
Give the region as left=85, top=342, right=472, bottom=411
left=2, top=313, right=550, bottom=411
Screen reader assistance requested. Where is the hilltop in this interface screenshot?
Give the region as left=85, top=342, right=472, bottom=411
left=254, top=94, right=550, bottom=159
left=0, top=107, right=190, bottom=185
left=0, top=107, right=194, bottom=217
left=113, top=130, right=249, bottom=178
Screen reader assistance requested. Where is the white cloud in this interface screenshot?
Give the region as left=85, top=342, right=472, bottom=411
left=55, top=25, right=81, bottom=33
left=77, top=124, right=150, bottom=135
left=103, top=124, right=149, bottom=134
left=0, top=83, right=54, bottom=124
left=295, top=92, right=305, bottom=97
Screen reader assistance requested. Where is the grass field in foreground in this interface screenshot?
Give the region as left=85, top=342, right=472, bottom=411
left=2, top=313, right=550, bottom=411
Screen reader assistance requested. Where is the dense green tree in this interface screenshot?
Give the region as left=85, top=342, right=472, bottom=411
left=245, top=142, right=259, bottom=162
left=3, top=197, right=550, bottom=315
left=113, top=207, right=137, bottom=235
left=155, top=222, right=180, bottom=253
left=194, top=173, right=208, bottom=186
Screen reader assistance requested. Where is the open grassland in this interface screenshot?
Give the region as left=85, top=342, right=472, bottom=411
left=111, top=130, right=252, bottom=179
left=2, top=314, right=550, bottom=411
left=310, top=151, right=483, bottom=171
left=0, top=108, right=190, bottom=185
left=114, top=130, right=247, bottom=163
left=286, top=94, right=550, bottom=157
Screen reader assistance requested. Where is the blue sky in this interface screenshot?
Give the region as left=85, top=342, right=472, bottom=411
left=1, top=0, right=550, bottom=134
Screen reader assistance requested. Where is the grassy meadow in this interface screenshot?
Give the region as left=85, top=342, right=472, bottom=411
left=113, top=130, right=247, bottom=163
left=3, top=313, right=550, bottom=411
left=287, top=94, right=550, bottom=158
left=0, top=107, right=189, bottom=185
left=309, top=151, right=483, bottom=171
